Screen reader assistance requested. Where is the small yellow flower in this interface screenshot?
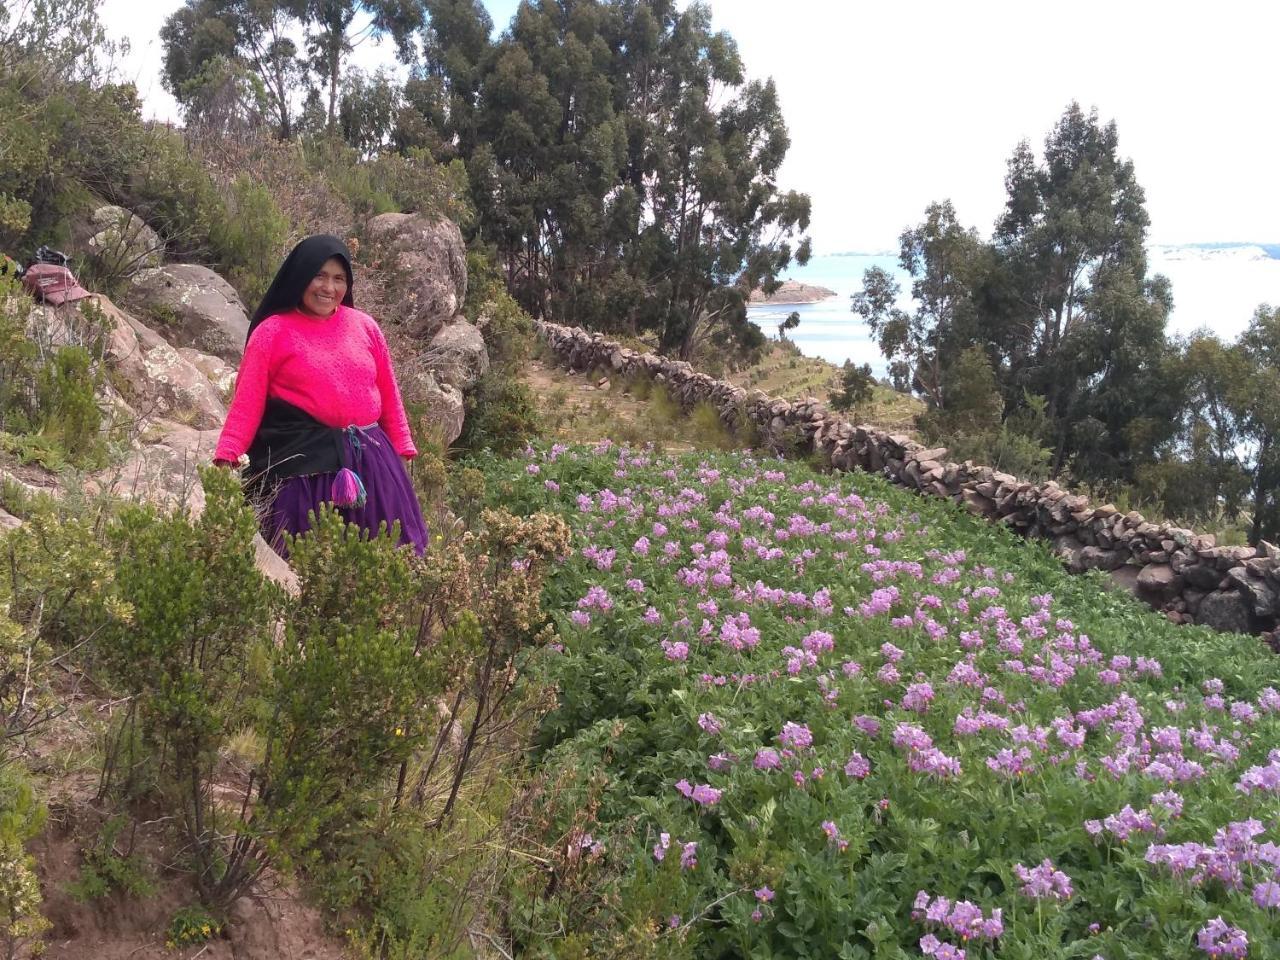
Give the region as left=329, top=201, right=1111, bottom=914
left=394, top=727, right=404, bottom=736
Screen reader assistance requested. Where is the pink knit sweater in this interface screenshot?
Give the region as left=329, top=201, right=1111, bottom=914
left=214, top=306, right=417, bottom=463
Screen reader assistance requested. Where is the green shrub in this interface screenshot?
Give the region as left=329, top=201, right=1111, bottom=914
left=828, top=360, right=874, bottom=412
left=0, top=765, right=51, bottom=958
left=207, top=176, right=291, bottom=306
left=687, top=402, right=735, bottom=451
left=97, top=466, right=278, bottom=905
left=166, top=905, right=220, bottom=949
left=457, top=371, right=541, bottom=459
left=36, top=346, right=105, bottom=467
left=66, top=815, right=155, bottom=901
left=474, top=291, right=535, bottom=369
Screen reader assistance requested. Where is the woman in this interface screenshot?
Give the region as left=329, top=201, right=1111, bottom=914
left=213, top=235, right=428, bottom=557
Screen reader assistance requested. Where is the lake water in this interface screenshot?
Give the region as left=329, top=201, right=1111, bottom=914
left=748, top=249, right=1280, bottom=376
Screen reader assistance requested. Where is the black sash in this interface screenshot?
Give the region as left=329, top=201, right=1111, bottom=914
left=246, top=397, right=346, bottom=491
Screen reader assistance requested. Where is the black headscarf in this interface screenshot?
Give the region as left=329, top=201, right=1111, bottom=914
left=246, top=234, right=355, bottom=344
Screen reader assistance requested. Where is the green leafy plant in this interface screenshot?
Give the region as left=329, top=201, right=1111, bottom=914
left=166, top=905, right=220, bottom=949
left=66, top=815, right=155, bottom=901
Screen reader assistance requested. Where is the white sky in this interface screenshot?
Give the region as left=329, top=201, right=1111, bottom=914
left=103, top=0, right=1280, bottom=252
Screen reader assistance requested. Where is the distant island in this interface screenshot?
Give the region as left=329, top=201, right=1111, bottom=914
left=750, top=280, right=838, bottom=305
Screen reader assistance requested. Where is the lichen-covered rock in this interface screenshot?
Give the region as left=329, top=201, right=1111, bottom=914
left=366, top=212, right=467, bottom=340
left=424, top=319, right=489, bottom=391
left=74, top=204, right=165, bottom=277
left=95, top=296, right=227, bottom=430
left=97, top=421, right=218, bottom=515
left=127, top=264, right=249, bottom=361
left=178, top=347, right=236, bottom=403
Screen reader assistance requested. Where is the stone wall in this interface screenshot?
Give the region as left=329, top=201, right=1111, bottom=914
left=536, top=321, right=1280, bottom=644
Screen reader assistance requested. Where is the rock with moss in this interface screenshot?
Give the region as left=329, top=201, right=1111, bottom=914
left=95, top=296, right=227, bottom=430
left=366, top=212, right=467, bottom=340
left=71, top=204, right=165, bottom=280
left=126, top=264, right=249, bottom=362
left=424, top=319, right=489, bottom=391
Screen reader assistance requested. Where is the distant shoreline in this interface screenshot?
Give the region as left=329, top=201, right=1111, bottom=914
left=749, top=279, right=839, bottom=305
left=752, top=295, right=840, bottom=306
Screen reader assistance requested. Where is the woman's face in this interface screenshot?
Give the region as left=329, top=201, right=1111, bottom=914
left=300, top=256, right=349, bottom=317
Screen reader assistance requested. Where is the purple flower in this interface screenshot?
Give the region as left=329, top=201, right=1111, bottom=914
left=1196, top=916, right=1248, bottom=958
left=755, top=885, right=775, bottom=902
left=778, top=721, right=814, bottom=750
left=902, top=681, right=935, bottom=713
left=843, top=751, right=870, bottom=780
left=707, top=752, right=734, bottom=772
left=697, top=712, right=722, bottom=735
left=853, top=715, right=882, bottom=737
left=661, top=640, right=689, bottom=661
left=1254, top=880, right=1280, bottom=909
left=653, top=832, right=670, bottom=861
left=1013, top=858, right=1073, bottom=901
left=679, top=841, right=698, bottom=870
left=754, top=748, right=782, bottom=770
left=690, top=783, right=721, bottom=806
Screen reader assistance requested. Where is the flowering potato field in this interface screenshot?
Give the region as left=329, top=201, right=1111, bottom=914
left=487, top=443, right=1280, bottom=960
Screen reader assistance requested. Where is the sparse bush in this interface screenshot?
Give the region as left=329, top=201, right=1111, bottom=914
left=456, top=371, right=541, bottom=459
left=66, top=815, right=155, bottom=901
left=0, top=766, right=51, bottom=959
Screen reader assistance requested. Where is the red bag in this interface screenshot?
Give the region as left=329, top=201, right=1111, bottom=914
left=21, top=262, right=91, bottom=305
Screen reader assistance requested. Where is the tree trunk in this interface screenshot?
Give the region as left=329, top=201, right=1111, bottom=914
left=1250, top=433, right=1272, bottom=545
left=327, top=39, right=340, bottom=129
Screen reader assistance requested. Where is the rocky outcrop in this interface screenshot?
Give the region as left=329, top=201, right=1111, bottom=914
left=423, top=319, right=489, bottom=391
left=96, top=421, right=217, bottom=515
left=72, top=204, right=165, bottom=278
left=403, top=368, right=465, bottom=448
left=366, top=212, right=467, bottom=340
left=126, top=263, right=250, bottom=361
left=749, top=280, right=837, bottom=305
left=95, top=296, right=227, bottom=430
left=536, top=320, right=1280, bottom=641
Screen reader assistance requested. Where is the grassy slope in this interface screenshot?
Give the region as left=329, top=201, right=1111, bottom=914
left=483, top=444, right=1280, bottom=959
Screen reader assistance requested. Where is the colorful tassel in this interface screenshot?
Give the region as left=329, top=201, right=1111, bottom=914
left=331, top=467, right=367, bottom=508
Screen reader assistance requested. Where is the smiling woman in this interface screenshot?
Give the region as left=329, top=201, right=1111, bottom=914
left=213, top=234, right=428, bottom=557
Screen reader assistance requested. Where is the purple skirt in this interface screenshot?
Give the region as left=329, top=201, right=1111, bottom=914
left=261, top=423, right=428, bottom=558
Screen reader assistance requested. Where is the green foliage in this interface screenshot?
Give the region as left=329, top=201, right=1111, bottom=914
left=0, top=765, right=51, bottom=958
left=305, top=137, right=466, bottom=223
left=828, top=360, right=874, bottom=412
left=35, top=347, right=104, bottom=467
left=96, top=466, right=277, bottom=903
left=852, top=105, right=1174, bottom=487
left=206, top=176, right=291, bottom=306
left=456, top=369, right=542, bottom=459
left=482, top=444, right=1280, bottom=959
left=166, top=905, right=220, bottom=949
left=474, top=291, right=535, bottom=369
left=66, top=815, right=156, bottom=901
left=257, top=505, right=433, bottom=868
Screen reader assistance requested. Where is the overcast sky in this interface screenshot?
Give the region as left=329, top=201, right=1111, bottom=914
left=104, top=0, right=1279, bottom=253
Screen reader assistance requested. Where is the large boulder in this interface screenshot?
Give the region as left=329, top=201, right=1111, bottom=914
left=72, top=204, right=165, bottom=278
left=424, top=319, right=489, bottom=391
left=407, top=369, right=465, bottom=447
left=366, top=212, right=467, bottom=340
left=94, top=296, right=227, bottom=430
left=178, top=347, right=237, bottom=404
left=96, top=421, right=218, bottom=516
left=1196, top=590, right=1253, bottom=634
left=126, top=264, right=250, bottom=361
